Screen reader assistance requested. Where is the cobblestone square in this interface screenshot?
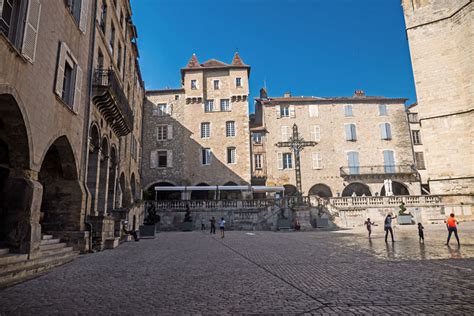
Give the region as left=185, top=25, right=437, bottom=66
left=1, top=224, right=473, bottom=314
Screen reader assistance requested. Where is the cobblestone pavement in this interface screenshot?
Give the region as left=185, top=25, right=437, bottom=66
left=1, top=223, right=473, bottom=315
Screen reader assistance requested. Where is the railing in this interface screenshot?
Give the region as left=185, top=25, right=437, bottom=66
left=252, top=169, right=267, bottom=178
left=327, top=195, right=441, bottom=209
left=149, top=199, right=278, bottom=210
left=93, top=68, right=133, bottom=136
left=340, top=165, right=417, bottom=177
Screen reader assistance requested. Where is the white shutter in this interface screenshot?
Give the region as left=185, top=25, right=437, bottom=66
left=150, top=150, right=158, bottom=169
left=289, top=105, right=295, bottom=118
left=277, top=153, right=283, bottom=170
left=311, top=125, right=320, bottom=142
left=168, top=124, right=173, bottom=139
left=281, top=126, right=288, bottom=141
left=386, top=123, right=392, bottom=139
left=351, top=124, right=357, bottom=140
left=309, top=104, right=319, bottom=117
left=312, top=152, right=322, bottom=169
left=167, top=150, right=173, bottom=168
left=206, top=149, right=212, bottom=164
left=166, top=103, right=172, bottom=115
left=275, top=106, right=281, bottom=119
left=345, top=125, right=351, bottom=140
left=55, top=42, right=68, bottom=96
left=21, top=0, right=41, bottom=62
left=79, top=0, right=90, bottom=33
left=155, top=127, right=159, bottom=141
left=73, top=65, right=82, bottom=113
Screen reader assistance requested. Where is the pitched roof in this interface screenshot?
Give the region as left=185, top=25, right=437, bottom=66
left=200, top=59, right=229, bottom=67
left=186, top=53, right=200, bottom=68
left=256, top=95, right=407, bottom=103
left=231, top=52, right=245, bottom=66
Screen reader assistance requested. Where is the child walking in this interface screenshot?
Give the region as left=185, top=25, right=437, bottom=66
left=418, top=223, right=424, bottom=243
left=364, top=218, right=375, bottom=238
left=219, top=217, right=225, bottom=239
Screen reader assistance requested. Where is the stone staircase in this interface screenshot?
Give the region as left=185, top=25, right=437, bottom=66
left=0, top=235, right=78, bottom=288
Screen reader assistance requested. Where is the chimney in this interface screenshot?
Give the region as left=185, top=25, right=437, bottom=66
left=259, top=87, right=268, bottom=99
left=283, top=91, right=292, bottom=98
left=354, top=90, right=365, bottom=97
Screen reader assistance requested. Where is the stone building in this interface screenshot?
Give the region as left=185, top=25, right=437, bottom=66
left=251, top=90, right=419, bottom=197
left=401, top=0, right=473, bottom=195
left=143, top=53, right=251, bottom=199
left=0, top=0, right=145, bottom=285
left=407, top=103, right=429, bottom=193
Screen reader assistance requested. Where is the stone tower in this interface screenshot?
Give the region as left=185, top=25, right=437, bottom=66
left=401, top=0, right=473, bottom=194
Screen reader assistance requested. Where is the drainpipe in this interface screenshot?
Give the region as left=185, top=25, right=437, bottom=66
left=81, top=0, right=99, bottom=253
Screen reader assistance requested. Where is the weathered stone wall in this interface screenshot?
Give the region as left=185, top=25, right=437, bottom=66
left=402, top=0, right=474, bottom=194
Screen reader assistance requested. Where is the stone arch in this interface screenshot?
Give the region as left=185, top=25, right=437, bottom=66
left=283, top=184, right=298, bottom=197
left=220, top=181, right=241, bottom=200
left=96, top=137, right=110, bottom=214
left=146, top=181, right=180, bottom=200
left=106, top=146, right=118, bottom=212
left=39, top=136, right=82, bottom=234
left=191, top=182, right=213, bottom=200
left=86, top=124, right=101, bottom=215
left=342, top=182, right=372, bottom=197
left=308, top=183, right=333, bottom=198
left=380, top=181, right=410, bottom=196
left=0, top=92, right=33, bottom=251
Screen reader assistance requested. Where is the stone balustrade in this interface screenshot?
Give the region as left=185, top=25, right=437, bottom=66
left=327, top=195, right=441, bottom=209
left=151, top=199, right=278, bottom=210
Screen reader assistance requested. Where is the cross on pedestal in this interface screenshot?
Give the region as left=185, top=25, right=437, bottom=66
left=276, top=123, right=317, bottom=196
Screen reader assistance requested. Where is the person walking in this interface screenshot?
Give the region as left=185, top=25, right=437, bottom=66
left=364, top=218, right=375, bottom=238
left=219, top=217, right=226, bottom=239
left=384, top=214, right=397, bottom=243
left=418, top=223, right=424, bottom=243
left=200, top=217, right=205, bottom=231
left=209, top=217, right=216, bottom=235
left=445, top=213, right=460, bottom=246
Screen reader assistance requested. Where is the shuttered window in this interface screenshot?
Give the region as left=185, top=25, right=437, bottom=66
left=227, top=147, right=236, bottom=164
left=309, top=104, right=319, bottom=117
left=310, top=125, right=321, bottom=142
left=347, top=152, right=359, bottom=175
left=201, top=122, right=210, bottom=138
left=380, top=123, right=392, bottom=140
left=280, top=105, right=289, bottom=117
left=220, top=99, right=230, bottom=111
left=255, top=154, right=263, bottom=169
left=412, top=130, right=422, bottom=145
left=383, top=150, right=395, bottom=173
left=379, top=104, right=388, bottom=116
left=205, top=100, right=214, bottom=112
left=344, top=105, right=353, bottom=117
left=345, top=124, right=357, bottom=141
left=202, top=148, right=211, bottom=165
left=55, top=41, right=82, bottom=113
left=415, top=152, right=425, bottom=170
left=226, top=121, right=235, bottom=137
left=312, top=152, right=322, bottom=169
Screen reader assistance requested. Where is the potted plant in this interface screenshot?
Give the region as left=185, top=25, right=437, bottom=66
left=139, top=204, right=157, bottom=238
left=397, top=202, right=413, bottom=225
left=181, top=206, right=193, bottom=231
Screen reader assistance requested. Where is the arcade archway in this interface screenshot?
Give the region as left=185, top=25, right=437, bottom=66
left=220, top=182, right=241, bottom=200
left=380, top=181, right=410, bottom=196
left=308, top=183, right=333, bottom=198
left=283, top=184, right=298, bottom=196
left=342, top=182, right=372, bottom=197
left=191, top=183, right=214, bottom=200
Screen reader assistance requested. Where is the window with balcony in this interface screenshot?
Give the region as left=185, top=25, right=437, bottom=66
left=380, top=123, right=392, bottom=140
left=205, top=100, right=213, bottom=112
left=202, top=148, right=211, bottom=165
left=226, top=121, right=235, bottom=137
left=412, top=130, right=422, bottom=145
left=415, top=152, right=426, bottom=170
left=344, top=104, right=353, bottom=117
left=255, top=154, right=263, bottom=169
left=379, top=104, right=388, bottom=116
left=227, top=147, right=236, bottom=164
left=201, top=122, right=210, bottom=138
left=345, top=124, right=357, bottom=141
left=220, top=99, right=230, bottom=111
left=280, top=105, right=290, bottom=117
left=213, top=80, right=219, bottom=90
left=347, top=151, right=360, bottom=175
left=383, top=150, right=396, bottom=173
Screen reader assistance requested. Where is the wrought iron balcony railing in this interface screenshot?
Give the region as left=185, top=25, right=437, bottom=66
left=340, top=165, right=417, bottom=177
left=92, top=68, right=133, bottom=136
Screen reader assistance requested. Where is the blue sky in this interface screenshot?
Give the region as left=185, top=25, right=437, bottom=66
left=131, top=0, right=416, bottom=112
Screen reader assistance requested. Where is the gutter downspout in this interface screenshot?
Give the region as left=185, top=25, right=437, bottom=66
left=82, top=0, right=99, bottom=253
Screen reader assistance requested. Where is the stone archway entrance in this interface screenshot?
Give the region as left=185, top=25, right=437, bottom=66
left=147, top=182, right=181, bottom=200
left=283, top=184, right=298, bottom=197
left=38, top=136, right=82, bottom=235
left=380, top=181, right=410, bottom=196
left=342, top=182, right=372, bottom=197
left=220, top=182, right=241, bottom=200
left=308, top=183, right=333, bottom=198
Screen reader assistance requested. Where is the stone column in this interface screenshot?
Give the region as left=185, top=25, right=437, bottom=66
left=97, top=152, right=110, bottom=215
left=87, top=147, right=101, bottom=216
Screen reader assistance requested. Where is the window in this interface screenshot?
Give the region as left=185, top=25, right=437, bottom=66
left=174, top=95, right=179, bottom=100
left=213, top=80, right=219, bottom=90
left=150, top=150, right=172, bottom=168
left=119, top=11, right=124, bottom=29
left=282, top=153, right=292, bottom=169
left=255, top=154, right=263, bottom=169
left=100, top=1, right=107, bottom=33
left=0, top=0, right=41, bottom=62
left=310, top=125, right=321, bottom=142
left=380, top=123, right=392, bottom=140
left=379, top=104, right=388, bottom=116
left=109, top=24, right=115, bottom=53
left=280, top=105, right=290, bottom=117
left=227, top=147, right=236, bottom=164
left=408, top=113, right=418, bottom=123
left=205, top=100, right=214, bottom=112
left=412, top=130, right=422, bottom=145
left=97, top=50, right=104, bottom=68
left=236, top=77, right=242, bottom=87
left=55, top=41, right=82, bottom=112
left=117, top=43, right=122, bottom=71
left=67, top=0, right=89, bottom=31
left=158, top=151, right=168, bottom=168
left=226, top=121, right=235, bottom=137
left=415, top=152, right=426, bottom=170
left=220, top=99, right=230, bottom=111
left=202, top=148, right=211, bottom=165
left=345, top=124, right=357, bottom=141
left=191, top=80, right=197, bottom=90
left=344, top=105, right=353, bottom=117
left=281, top=126, right=289, bottom=141
left=252, top=133, right=262, bottom=144
left=201, top=122, right=210, bottom=138
left=383, top=150, right=396, bottom=173
left=309, top=104, right=319, bottom=117
left=157, top=125, right=168, bottom=141
left=347, top=151, right=360, bottom=175
left=152, top=103, right=167, bottom=116
left=312, top=152, right=322, bottom=169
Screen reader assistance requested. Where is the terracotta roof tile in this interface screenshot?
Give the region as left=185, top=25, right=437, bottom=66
left=231, top=52, right=245, bottom=66
left=186, top=53, right=201, bottom=68
left=200, top=59, right=229, bottom=67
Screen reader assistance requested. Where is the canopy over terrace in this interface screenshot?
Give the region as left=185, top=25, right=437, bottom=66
left=153, top=185, right=285, bottom=200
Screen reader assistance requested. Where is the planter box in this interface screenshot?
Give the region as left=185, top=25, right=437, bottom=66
left=397, top=215, right=413, bottom=225
left=181, top=222, right=193, bottom=232
left=139, top=225, right=156, bottom=238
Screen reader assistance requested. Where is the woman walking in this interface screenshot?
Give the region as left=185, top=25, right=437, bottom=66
left=445, top=213, right=460, bottom=246
left=384, top=214, right=397, bottom=243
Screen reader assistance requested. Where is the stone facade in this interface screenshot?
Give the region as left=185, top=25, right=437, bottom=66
left=142, top=53, right=251, bottom=199
left=406, top=103, right=429, bottom=192
left=252, top=90, right=419, bottom=197
left=401, top=0, right=474, bottom=195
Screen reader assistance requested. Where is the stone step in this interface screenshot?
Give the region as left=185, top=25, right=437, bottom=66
left=30, top=246, right=74, bottom=260
left=40, top=238, right=61, bottom=246
left=0, top=253, right=29, bottom=266
left=39, top=242, right=66, bottom=251
left=0, top=251, right=78, bottom=288
left=0, top=248, right=9, bottom=256
left=42, top=235, right=54, bottom=240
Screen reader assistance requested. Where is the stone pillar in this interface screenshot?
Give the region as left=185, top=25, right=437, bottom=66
left=97, top=152, right=110, bottom=215
left=87, top=147, right=101, bottom=215
left=107, top=164, right=117, bottom=212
